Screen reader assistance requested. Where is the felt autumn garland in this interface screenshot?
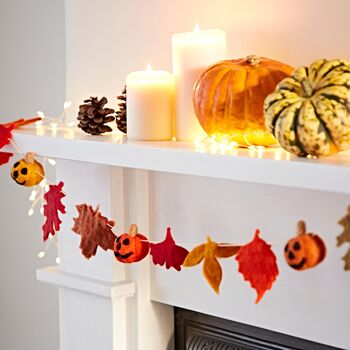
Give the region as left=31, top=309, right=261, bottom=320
left=1, top=119, right=349, bottom=305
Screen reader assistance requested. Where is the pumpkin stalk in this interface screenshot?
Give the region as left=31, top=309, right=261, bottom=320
left=129, top=224, right=138, bottom=237
left=296, top=220, right=306, bottom=236
left=25, top=152, right=36, bottom=164
left=246, top=55, right=261, bottom=66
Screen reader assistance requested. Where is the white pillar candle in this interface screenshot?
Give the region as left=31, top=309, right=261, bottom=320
left=126, top=65, right=175, bottom=141
left=172, top=26, right=227, bottom=141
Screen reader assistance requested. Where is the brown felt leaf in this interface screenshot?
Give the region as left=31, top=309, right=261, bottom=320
left=72, top=204, right=116, bottom=259
left=337, top=206, right=350, bottom=271
left=183, top=236, right=240, bottom=294
left=343, top=249, right=350, bottom=271
left=337, top=206, right=350, bottom=246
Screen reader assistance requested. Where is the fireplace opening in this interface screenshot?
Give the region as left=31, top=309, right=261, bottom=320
left=174, top=308, right=341, bottom=350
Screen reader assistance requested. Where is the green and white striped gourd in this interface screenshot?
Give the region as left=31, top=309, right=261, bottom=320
left=264, top=58, right=350, bottom=157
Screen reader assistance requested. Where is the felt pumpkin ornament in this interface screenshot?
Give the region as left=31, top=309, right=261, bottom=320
left=192, top=55, right=294, bottom=146
left=284, top=221, right=326, bottom=271
left=11, top=152, right=45, bottom=187
left=264, top=58, right=350, bottom=157
left=114, top=224, right=150, bottom=263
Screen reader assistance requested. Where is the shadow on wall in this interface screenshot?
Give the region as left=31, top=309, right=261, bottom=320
left=0, top=0, right=65, bottom=349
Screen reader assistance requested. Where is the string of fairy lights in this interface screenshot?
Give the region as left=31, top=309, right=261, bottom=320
left=8, top=101, right=76, bottom=263
left=6, top=100, right=324, bottom=265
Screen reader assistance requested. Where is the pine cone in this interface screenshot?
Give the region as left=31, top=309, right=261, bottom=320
left=116, top=87, right=127, bottom=134
left=77, top=97, right=115, bottom=135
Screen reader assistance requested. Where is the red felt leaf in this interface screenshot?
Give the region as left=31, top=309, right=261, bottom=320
left=42, top=181, right=66, bottom=241
left=0, top=152, right=13, bottom=166
left=150, top=227, right=189, bottom=271
left=236, top=229, right=279, bottom=303
left=0, top=124, right=13, bottom=149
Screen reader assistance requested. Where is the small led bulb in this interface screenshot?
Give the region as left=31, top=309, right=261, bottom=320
left=37, top=251, right=45, bottom=258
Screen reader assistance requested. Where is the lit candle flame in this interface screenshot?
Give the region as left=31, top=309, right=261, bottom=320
left=146, top=63, right=152, bottom=71
left=194, top=23, right=200, bottom=32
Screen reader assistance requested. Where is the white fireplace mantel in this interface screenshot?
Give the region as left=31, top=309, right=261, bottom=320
left=4, top=126, right=350, bottom=350
left=9, top=127, right=350, bottom=194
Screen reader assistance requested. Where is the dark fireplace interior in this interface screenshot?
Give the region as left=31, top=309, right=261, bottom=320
left=174, top=308, right=341, bottom=350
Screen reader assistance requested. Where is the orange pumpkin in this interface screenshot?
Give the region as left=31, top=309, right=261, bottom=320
left=284, top=221, right=326, bottom=271
left=193, top=55, right=294, bottom=146
left=114, top=224, right=150, bottom=263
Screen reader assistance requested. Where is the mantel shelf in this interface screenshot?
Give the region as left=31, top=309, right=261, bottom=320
left=4, top=126, right=350, bottom=194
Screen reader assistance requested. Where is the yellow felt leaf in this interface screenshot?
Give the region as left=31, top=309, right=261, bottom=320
left=203, top=254, right=222, bottom=294
left=183, top=244, right=205, bottom=267
left=216, top=245, right=241, bottom=258
left=183, top=236, right=239, bottom=294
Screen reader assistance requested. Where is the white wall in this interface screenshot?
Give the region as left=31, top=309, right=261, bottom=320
left=65, top=0, right=350, bottom=115
left=0, top=0, right=64, bottom=349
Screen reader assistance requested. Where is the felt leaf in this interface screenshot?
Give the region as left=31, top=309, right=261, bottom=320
left=337, top=206, right=350, bottom=246
left=203, top=252, right=222, bottom=294
left=337, top=206, right=350, bottom=271
left=183, top=236, right=240, bottom=294
left=0, top=152, right=13, bottom=166
left=236, top=230, right=279, bottom=303
left=3, top=117, right=41, bottom=129
left=342, top=249, right=350, bottom=271
left=150, top=227, right=189, bottom=271
left=42, top=181, right=66, bottom=241
left=182, top=243, right=205, bottom=267
left=216, top=245, right=241, bottom=258
left=72, top=204, right=116, bottom=259
left=0, top=124, right=13, bottom=149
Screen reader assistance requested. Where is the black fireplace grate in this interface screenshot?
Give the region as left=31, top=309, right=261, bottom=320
left=175, top=308, right=342, bottom=350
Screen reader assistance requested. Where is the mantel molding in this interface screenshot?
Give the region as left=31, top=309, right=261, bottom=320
left=37, top=266, right=135, bottom=300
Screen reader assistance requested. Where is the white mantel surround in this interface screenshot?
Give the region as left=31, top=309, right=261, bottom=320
left=4, top=126, right=350, bottom=350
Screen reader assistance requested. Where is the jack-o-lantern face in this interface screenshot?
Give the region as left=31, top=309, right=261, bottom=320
left=284, top=221, right=326, bottom=271
left=11, top=153, right=45, bottom=187
left=114, top=225, right=149, bottom=263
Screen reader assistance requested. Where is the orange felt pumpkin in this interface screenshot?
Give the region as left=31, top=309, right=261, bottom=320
left=193, top=55, right=294, bottom=146
left=114, top=224, right=150, bottom=263
left=284, top=221, right=326, bottom=271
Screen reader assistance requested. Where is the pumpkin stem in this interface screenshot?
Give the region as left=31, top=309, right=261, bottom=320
left=296, top=221, right=306, bottom=235
left=25, top=152, right=36, bottom=164
left=301, top=77, right=313, bottom=98
left=129, top=224, right=138, bottom=237
left=246, top=55, right=261, bottom=66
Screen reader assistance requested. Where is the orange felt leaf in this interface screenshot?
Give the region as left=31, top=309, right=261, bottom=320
left=72, top=204, right=116, bottom=259
left=183, top=236, right=240, bottom=294
left=236, top=229, right=279, bottom=303
left=4, top=117, right=41, bottom=129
